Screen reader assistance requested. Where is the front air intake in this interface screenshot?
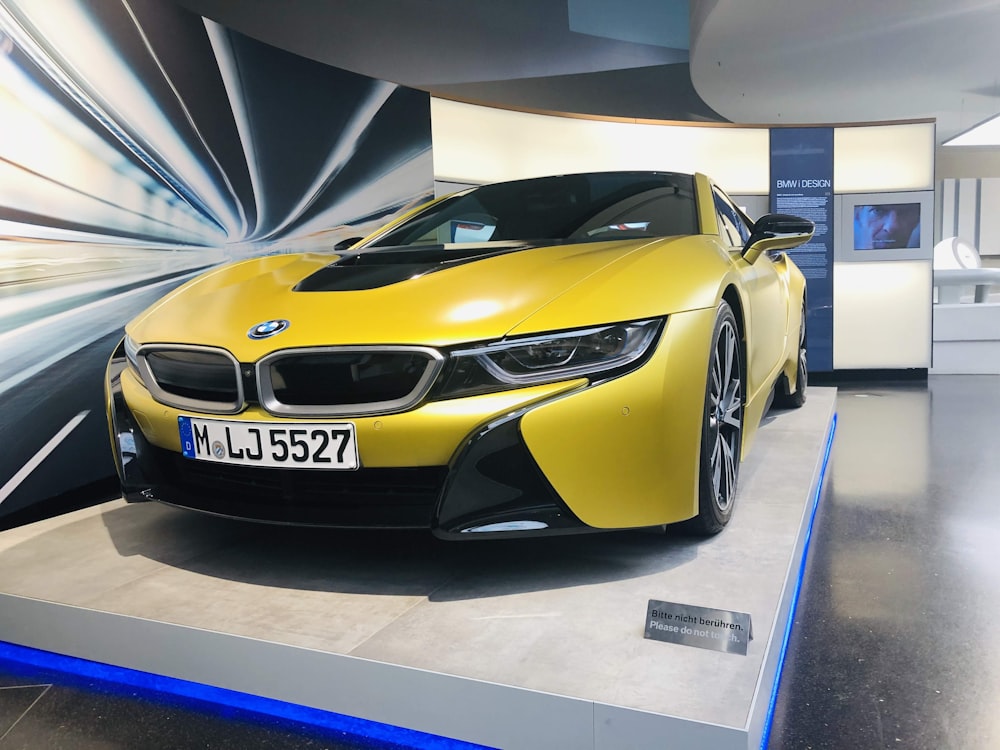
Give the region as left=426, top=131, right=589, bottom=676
left=257, top=346, right=445, bottom=417
left=137, top=345, right=243, bottom=414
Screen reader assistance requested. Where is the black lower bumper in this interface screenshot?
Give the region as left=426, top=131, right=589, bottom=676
left=107, top=344, right=587, bottom=537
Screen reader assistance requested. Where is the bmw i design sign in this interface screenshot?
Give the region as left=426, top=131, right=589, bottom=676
left=248, top=319, right=290, bottom=339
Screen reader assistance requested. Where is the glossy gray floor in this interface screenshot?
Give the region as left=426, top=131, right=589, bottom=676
left=768, top=376, right=1000, bottom=750
left=1, top=377, right=997, bottom=749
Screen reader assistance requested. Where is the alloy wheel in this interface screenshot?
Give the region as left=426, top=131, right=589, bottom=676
left=707, top=318, right=742, bottom=512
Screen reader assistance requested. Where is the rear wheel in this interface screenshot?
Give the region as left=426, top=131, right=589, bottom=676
left=684, top=301, right=744, bottom=535
left=773, top=301, right=807, bottom=409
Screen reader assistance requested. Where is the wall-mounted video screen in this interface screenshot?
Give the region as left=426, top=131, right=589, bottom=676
left=837, top=191, right=933, bottom=263
left=853, top=203, right=921, bottom=250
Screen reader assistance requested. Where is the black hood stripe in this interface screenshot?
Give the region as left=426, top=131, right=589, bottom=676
left=294, top=242, right=554, bottom=292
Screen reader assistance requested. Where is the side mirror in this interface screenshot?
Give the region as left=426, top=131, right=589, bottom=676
left=742, top=214, right=814, bottom=264
left=334, top=236, right=364, bottom=252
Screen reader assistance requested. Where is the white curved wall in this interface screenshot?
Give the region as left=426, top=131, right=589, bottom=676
left=834, top=124, right=935, bottom=193
left=432, top=99, right=934, bottom=194
left=431, top=98, right=769, bottom=193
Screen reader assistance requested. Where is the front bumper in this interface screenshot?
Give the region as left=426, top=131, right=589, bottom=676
left=106, top=343, right=589, bottom=537
left=105, top=308, right=713, bottom=538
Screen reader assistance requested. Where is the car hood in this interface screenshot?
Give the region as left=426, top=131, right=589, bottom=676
left=128, top=238, right=685, bottom=360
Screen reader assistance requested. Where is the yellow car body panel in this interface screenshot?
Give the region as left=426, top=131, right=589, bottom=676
left=520, top=307, right=714, bottom=528
left=128, top=238, right=674, bottom=358
left=503, top=236, right=734, bottom=336
left=778, top=255, right=808, bottom=392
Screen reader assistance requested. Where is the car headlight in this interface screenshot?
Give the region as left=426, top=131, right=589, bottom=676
left=435, top=318, right=664, bottom=398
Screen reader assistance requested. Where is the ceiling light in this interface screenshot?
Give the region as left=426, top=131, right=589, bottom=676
left=943, top=112, right=1000, bottom=146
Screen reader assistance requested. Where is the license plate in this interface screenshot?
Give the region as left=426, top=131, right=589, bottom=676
left=178, top=416, right=358, bottom=470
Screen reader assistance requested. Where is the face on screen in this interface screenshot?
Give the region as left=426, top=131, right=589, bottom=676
left=854, top=203, right=921, bottom=250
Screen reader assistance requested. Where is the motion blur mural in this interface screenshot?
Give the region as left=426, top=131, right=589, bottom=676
left=0, top=0, right=433, bottom=525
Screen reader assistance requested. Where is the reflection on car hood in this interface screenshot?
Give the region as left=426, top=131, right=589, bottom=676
left=127, top=237, right=680, bottom=360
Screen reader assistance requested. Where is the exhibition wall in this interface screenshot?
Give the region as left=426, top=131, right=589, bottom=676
left=430, top=98, right=770, bottom=193
left=432, top=99, right=934, bottom=195
left=0, top=0, right=434, bottom=524
left=939, top=178, right=1000, bottom=258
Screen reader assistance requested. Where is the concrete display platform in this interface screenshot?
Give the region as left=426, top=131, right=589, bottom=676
left=0, top=388, right=836, bottom=750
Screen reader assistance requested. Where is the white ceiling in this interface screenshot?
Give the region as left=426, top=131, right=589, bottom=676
left=690, top=0, right=1000, bottom=143
left=176, top=0, right=1000, bottom=144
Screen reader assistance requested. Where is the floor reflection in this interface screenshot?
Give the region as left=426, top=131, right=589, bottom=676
left=770, top=376, right=1000, bottom=749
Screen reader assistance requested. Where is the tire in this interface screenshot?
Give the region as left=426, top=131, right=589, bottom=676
left=683, top=301, right=744, bottom=535
left=773, top=301, right=807, bottom=410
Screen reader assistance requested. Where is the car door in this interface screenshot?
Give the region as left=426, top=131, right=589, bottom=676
left=713, top=188, right=787, bottom=395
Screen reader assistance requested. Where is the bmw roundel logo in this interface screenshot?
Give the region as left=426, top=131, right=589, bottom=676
left=248, top=319, right=290, bottom=339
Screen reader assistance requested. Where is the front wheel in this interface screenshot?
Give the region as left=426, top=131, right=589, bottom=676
left=684, top=301, right=744, bottom=535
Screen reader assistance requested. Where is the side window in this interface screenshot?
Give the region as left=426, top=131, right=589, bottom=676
left=713, top=188, right=753, bottom=248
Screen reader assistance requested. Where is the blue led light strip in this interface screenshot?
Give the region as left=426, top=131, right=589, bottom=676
left=758, top=412, right=838, bottom=750
left=0, top=639, right=490, bottom=750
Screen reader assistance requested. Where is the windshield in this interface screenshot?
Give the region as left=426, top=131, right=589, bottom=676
left=369, top=172, right=698, bottom=247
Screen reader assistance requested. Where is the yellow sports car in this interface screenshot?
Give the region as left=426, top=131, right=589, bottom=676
left=105, top=171, right=812, bottom=538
